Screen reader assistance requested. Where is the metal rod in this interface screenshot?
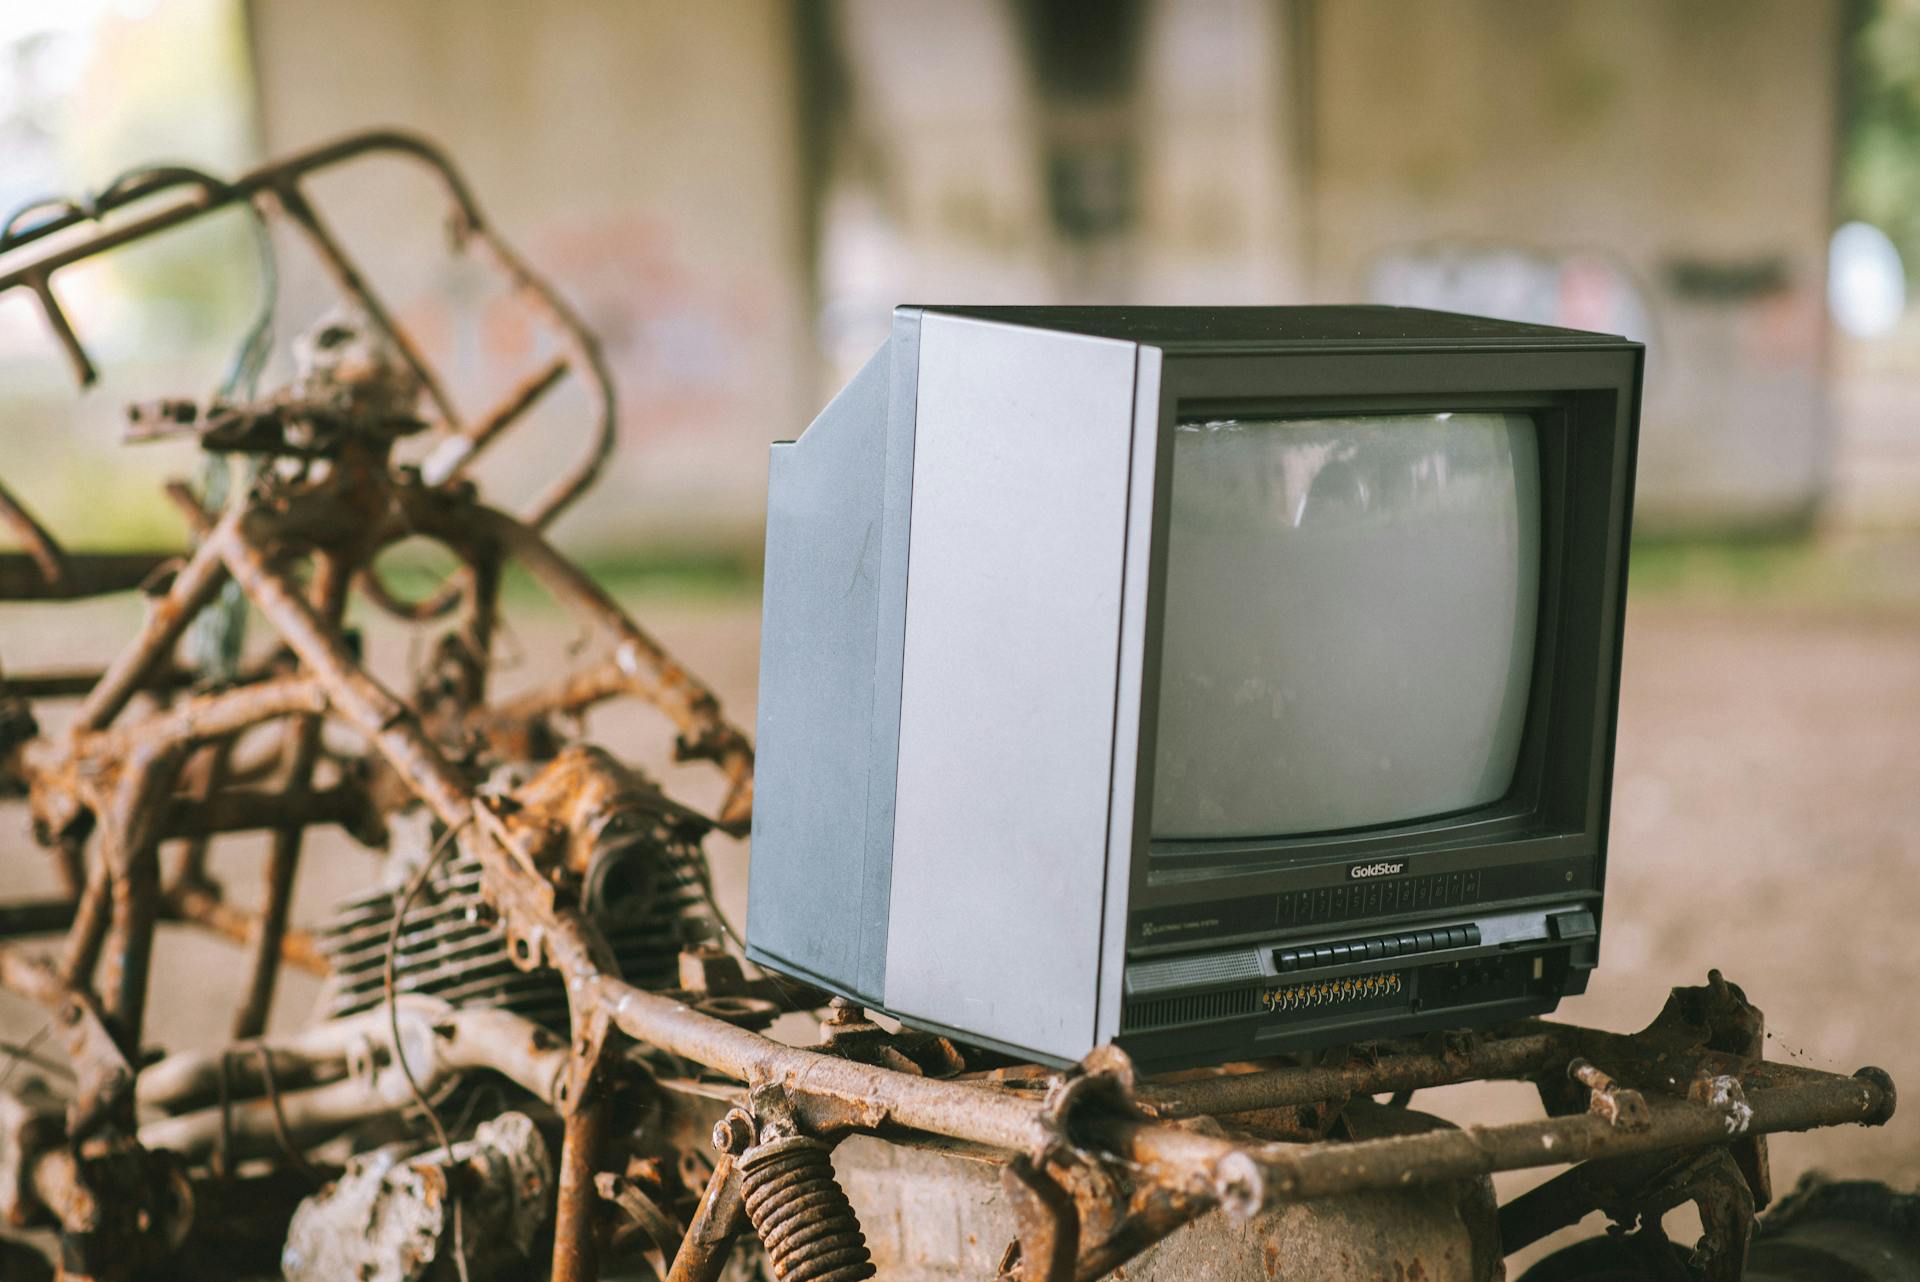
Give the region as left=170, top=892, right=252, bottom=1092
left=233, top=552, right=350, bottom=1039
left=571, top=969, right=1894, bottom=1219
left=428, top=354, right=569, bottom=484
left=41, top=675, right=330, bottom=771
left=162, top=882, right=329, bottom=977
left=215, top=517, right=474, bottom=829
left=160, top=785, right=368, bottom=841
left=59, top=859, right=109, bottom=985
left=98, top=747, right=180, bottom=1057
left=269, top=184, right=463, bottom=432
left=25, top=271, right=95, bottom=385
left=72, top=509, right=238, bottom=731
left=0, top=131, right=481, bottom=292
left=665, top=1156, right=746, bottom=1282
left=0, top=898, right=79, bottom=939
left=0, top=477, right=67, bottom=585
left=0, top=552, right=177, bottom=602
left=1137, top=1030, right=1567, bottom=1118
left=429, top=501, right=753, bottom=833
left=552, top=1093, right=613, bottom=1282
left=170, top=736, right=235, bottom=889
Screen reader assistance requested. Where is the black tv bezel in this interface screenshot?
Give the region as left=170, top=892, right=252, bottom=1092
left=1123, top=345, right=1641, bottom=949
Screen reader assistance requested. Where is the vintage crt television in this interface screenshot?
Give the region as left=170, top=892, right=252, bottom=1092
left=747, top=306, right=1641, bottom=1071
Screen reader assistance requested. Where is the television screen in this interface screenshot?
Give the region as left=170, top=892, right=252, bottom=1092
left=1150, top=411, right=1541, bottom=840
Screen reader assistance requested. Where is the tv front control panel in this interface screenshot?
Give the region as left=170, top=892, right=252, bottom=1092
left=1115, top=903, right=1599, bottom=1068
left=1129, top=854, right=1592, bottom=950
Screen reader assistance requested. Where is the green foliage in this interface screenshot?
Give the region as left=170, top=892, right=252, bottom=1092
left=1843, top=0, right=1920, bottom=279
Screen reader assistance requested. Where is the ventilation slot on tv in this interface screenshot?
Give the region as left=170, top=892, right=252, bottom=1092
left=1121, top=986, right=1260, bottom=1032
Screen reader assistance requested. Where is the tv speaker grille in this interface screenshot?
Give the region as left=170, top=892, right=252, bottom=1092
left=1121, top=986, right=1259, bottom=1032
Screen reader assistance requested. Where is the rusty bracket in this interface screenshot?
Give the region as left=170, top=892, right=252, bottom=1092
left=1686, top=1070, right=1754, bottom=1137
left=998, top=1154, right=1079, bottom=1282
left=1570, top=1057, right=1653, bottom=1131
left=1618, top=1147, right=1757, bottom=1282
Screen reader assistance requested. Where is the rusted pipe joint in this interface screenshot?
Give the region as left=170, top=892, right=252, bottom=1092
left=1852, top=1066, right=1898, bottom=1127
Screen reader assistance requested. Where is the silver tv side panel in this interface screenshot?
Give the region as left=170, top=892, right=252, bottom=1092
left=885, top=313, right=1140, bottom=1060
left=747, top=348, right=894, bottom=997
left=1095, top=346, right=1165, bottom=1045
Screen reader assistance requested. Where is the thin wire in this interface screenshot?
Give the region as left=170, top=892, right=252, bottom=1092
left=250, top=1044, right=322, bottom=1184
left=444, top=1080, right=506, bottom=1145
left=385, top=816, right=473, bottom=1282
left=0, top=1024, right=57, bottom=1087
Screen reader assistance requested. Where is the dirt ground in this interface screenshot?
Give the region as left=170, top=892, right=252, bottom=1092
left=3, top=585, right=1917, bottom=1267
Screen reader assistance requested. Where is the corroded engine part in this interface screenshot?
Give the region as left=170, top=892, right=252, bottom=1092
left=281, top=1111, right=552, bottom=1282
left=135, top=998, right=569, bottom=1166
left=0, top=1076, right=195, bottom=1281
left=319, top=770, right=717, bottom=1033
left=493, top=745, right=723, bottom=982
left=831, top=1104, right=1502, bottom=1282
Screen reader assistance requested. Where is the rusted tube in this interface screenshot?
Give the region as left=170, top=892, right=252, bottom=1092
left=591, top=975, right=1052, bottom=1155
left=489, top=654, right=639, bottom=725
left=72, top=509, right=237, bottom=731
left=1138, top=1030, right=1567, bottom=1118
left=162, top=882, right=329, bottom=977
left=0, top=478, right=67, bottom=584
left=270, top=184, right=461, bottom=432
left=233, top=551, right=349, bottom=1039
left=0, top=898, right=78, bottom=938
left=63, top=675, right=327, bottom=764
left=427, top=354, right=570, bottom=484
left=552, top=1094, right=613, bottom=1282
left=460, top=222, right=616, bottom=531
left=1070, top=1185, right=1210, bottom=1282
left=0, top=945, right=68, bottom=1007
left=97, top=746, right=180, bottom=1056
left=455, top=504, right=753, bottom=833
left=0, top=132, right=480, bottom=294
left=1185, top=1071, right=1894, bottom=1216
left=59, top=859, right=110, bottom=985
left=169, top=737, right=233, bottom=891
left=138, top=1002, right=567, bottom=1155
left=0, top=664, right=229, bottom=701
left=0, top=552, right=176, bottom=601
left=160, top=784, right=369, bottom=841
left=665, top=1155, right=747, bottom=1282
left=581, top=972, right=1893, bottom=1219
left=216, top=517, right=473, bottom=829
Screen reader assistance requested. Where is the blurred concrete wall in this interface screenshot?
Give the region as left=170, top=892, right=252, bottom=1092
left=820, top=0, right=1843, bottom=533
left=246, top=0, right=1845, bottom=548
left=1310, top=0, right=1842, bottom=533
left=247, top=0, right=809, bottom=555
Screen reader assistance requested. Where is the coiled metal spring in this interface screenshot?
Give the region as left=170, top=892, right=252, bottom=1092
left=738, top=1135, right=875, bottom=1282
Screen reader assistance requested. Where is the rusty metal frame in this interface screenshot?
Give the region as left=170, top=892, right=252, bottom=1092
left=0, top=132, right=1897, bottom=1282
left=0, top=129, right=614, bottom=612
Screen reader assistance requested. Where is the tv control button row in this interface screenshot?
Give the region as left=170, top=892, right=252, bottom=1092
left=1273, top=923, right=1481, bottom=972
left=1276, top=869, right=1488, bottom=928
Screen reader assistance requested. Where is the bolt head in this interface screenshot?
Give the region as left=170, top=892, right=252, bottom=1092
left=712, top=1111, right=755, bottom=1155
